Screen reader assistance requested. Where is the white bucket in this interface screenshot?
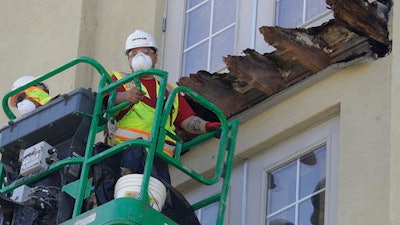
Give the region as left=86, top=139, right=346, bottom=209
left=114, top=174, right=167, bottom=211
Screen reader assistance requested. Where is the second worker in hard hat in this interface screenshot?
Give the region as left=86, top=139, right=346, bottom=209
left=10, top=75, right=53, bottom=115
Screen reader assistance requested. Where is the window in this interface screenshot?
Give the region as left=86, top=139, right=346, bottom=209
left=182, top=0, right=237, bottom=77
left=245, top=116, right=338, bottom=225
left=195, top=202, right=220, bottom=225
left=266, top=145, right=326, bottom=225
left=275, top=0, right=330, bottom=28
left=163, top=0, right=332, bottom=82
left=163, top=0, right=239, bottom=82
left=182, top=117, right=338, bottom=225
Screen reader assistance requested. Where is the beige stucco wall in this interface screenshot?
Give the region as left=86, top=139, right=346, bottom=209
left=389, top=1, right=400, bottom=225
left=0, top=0, right=164, bottom=124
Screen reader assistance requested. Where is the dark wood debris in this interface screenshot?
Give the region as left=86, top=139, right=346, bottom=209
left=177, top=0, right=392, bottom=121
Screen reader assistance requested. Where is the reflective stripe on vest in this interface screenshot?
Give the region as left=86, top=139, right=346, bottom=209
left=109, top=71, right=179, bottom=155
left=114, top=127, right=175, bottom=157
left=110, top=71, right=135, bottom=90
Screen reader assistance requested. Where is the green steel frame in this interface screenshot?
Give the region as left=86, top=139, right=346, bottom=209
left=0, top=56, right=239, bottom=225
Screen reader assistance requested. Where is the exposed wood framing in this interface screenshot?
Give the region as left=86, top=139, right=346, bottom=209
left=177, top=0, right=392, bottom=122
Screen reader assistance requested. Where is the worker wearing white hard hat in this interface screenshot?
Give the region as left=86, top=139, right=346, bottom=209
left=123, top=29, right=159, bottom=75
left=10, top=75, right=52, bottom=115
left=107, top=29, right=220, bottom=153
left=125, top=29, right=158, bottom=54
left=97, top=30, right=220, bottom=217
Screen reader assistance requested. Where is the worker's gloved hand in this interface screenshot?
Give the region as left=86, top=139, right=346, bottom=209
left=124, top=87, right=145, bottom=104
left=205, top=122, right=221, bottom=138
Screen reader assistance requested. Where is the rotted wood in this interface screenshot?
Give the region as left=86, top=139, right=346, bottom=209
left=177, top=71, right=267, bottom=118
left=259, top=26, right=331, bottom=72
left=258, top=20, right=373, bottom=86
left=177, top=0, right=392, bottom=120
left=308, top=20, right=373, bottom=62
left=266, top=50, right=313, bottom=87
left=224, top=49, right=285, bottom=95
left=328, top=0, right=391, bottom=55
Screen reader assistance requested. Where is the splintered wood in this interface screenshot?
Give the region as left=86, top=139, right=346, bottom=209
left=177, top=0, right=392, bottom=120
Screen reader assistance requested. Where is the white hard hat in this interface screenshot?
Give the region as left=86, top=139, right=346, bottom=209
left=11, top=75, right=49, bottom=93
left=125, top=29, right=158, bottom=54
left=11, top=75, right=36, bottom=91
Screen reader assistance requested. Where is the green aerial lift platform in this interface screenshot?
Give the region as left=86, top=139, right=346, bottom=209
left=0, top=57, right=239, bottom=225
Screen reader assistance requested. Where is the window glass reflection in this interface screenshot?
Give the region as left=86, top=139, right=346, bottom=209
left=276, top=0, right=328, bottom=27
left=266, top=145, right=326, bottom=225
left=299, top=147, right=326, bottom=198
left=267, top=160, right=297, bottom=214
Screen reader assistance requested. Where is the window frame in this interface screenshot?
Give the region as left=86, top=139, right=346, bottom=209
left=245, top=116, right=339, bottom=225
left=181, top=0, right=238, bottom=77
left=275, top=0, right=330, bottom=28
left=162, top=0, right=245, bottom=83
left=182, top=116, right=339, bottom=225
left=263, top=140, right=329, bottom=225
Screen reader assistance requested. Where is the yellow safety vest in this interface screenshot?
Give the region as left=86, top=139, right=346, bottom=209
left=11, top=86, right=52, bottom=107
left=109, top=71, right=179, bottom=156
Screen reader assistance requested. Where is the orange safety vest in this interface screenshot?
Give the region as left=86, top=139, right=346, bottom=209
left=11, top=86, right=52, bottom=107
left=109, top=71, right=179, bottom=156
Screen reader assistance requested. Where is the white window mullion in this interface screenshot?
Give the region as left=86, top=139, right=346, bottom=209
left=212, top=22, right=236, bottom=37
left=187, top=0, right=209, bottom=13
left=197, top=210, right=202, bottom=221
left=182, top=23, right=235, bottom=54
left=275, top=0, right=281, bottom=26
left=183, top=37, right=209, bottom=53
left=266, top=202, right=296, bottom=219
left=250, top=0, right=258, bottom=49
left=295, top=159, right=301, bottom=225
left=302, top=0, right=307, bottom=24
left=207, top=0, right=215, bottom=71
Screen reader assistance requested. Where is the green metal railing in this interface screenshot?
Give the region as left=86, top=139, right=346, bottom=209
left=0, top=56, right=239, bottom=225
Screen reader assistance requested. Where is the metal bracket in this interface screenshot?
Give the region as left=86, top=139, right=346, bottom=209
left=62, top=178, right=92, bottom=200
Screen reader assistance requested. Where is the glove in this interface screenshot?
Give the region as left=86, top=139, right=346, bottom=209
left=205, top=122, right=221, bottom=138
left=205, top=122, right=221, bottom=132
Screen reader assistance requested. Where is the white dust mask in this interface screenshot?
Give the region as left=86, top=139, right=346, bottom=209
left=17, top=99, right=36, bottom=115
left=131, top=52, right=152, bottom=72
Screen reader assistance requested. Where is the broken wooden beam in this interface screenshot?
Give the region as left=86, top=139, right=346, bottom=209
left=176, top=0, right=392, bottom=121
left=177, top=71, right=267, bottom=117
left=329, top=0, right=391, bottom=55
left=308, top=20, right=373, bottom=62
left=224, top=49, right=286, bottom=95
left=259, top=26, right=331, bottom=72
